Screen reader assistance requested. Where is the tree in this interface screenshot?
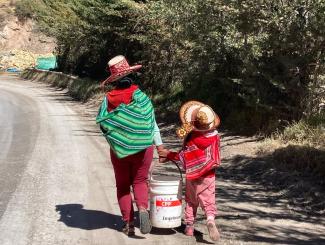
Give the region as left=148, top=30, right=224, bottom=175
left=16, top=0, right=325, bottom=132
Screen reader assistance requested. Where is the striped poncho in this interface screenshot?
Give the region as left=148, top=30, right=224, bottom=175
left=96, top=89, right=155, bottom=158
left=167, top=130, right=220, bottom=180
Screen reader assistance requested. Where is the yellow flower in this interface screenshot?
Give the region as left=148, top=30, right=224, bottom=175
left=183, top=123, right=194, bottom=132
left=176, top=127, right=187, bottom=138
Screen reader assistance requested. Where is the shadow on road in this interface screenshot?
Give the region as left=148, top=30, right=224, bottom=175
left=55, top=204, right=123, bottom=231
left=56, top=204, right=145, bottom=239
left=55, top=204, right=145, bottom=239
left=55, top=204, right=215, bottom=243
left=155, top=124, right=325, bottom=244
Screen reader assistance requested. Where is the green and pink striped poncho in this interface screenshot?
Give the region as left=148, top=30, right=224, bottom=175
left=96, top=89, right=155, bottom=158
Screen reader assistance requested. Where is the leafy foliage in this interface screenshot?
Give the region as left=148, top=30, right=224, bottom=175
left=16, top=0, right=325, bottom=133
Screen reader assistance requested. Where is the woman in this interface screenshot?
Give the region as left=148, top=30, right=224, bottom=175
left=96, top=55, right=165, bottom=236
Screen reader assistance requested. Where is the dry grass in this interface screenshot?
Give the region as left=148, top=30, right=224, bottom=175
left=280, top=119, right=325, bottom=146
left=258, top=117, right=325, bottom=176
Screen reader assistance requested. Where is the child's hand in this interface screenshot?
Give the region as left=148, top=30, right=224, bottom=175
left=158, top=149, right=169, bottom=158
left=159, top=156, right=168, bottom=163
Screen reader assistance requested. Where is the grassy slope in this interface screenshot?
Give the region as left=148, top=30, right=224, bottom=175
left=258, top=118, right=325, bottom=176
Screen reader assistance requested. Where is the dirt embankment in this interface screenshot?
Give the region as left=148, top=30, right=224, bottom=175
left=0, top=0, right=55, bottom=53
left=0, top=0, right=55, bottom=69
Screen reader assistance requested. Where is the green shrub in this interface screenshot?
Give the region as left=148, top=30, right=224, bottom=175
left=16, top=0, right=325, bottom=133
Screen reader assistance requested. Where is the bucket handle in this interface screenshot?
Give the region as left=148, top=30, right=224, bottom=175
left=171, top=160, right=183, bottom=183
left=150, top=159, right=183, bottom=183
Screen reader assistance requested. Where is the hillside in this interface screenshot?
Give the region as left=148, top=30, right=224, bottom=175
left=0, top=0, right=55, bottom=69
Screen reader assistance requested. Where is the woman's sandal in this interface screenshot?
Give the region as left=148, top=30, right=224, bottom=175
left=139, top=209, right=152, bottom=234
left=122, top=222, right=135, bottom=237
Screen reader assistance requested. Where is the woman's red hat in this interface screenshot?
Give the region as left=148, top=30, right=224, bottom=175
left=101, top=55, right=142, bottom=86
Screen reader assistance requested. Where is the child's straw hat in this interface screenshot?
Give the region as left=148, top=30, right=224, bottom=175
left=177, top=100, right=220, bottom=138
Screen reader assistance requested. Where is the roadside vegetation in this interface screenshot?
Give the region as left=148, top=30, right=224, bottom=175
left=259, top=114, right=324, bottom=176
left=16, top=0, right=324, bottom=175
left=21, top=69, right=101, bottom=102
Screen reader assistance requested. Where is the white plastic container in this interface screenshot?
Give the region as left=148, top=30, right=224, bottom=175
left=149, top=175, right=182, bottom=228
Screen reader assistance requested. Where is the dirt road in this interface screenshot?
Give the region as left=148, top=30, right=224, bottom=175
left=0, top=75, right=191, bottom=245
left=0, top=74, right=324, bottom=245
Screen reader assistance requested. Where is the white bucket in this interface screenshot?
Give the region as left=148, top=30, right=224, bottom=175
left=149, top=175, right=182, bottom=228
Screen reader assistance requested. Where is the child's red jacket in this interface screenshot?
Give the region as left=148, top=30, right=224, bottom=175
left=167, top=130, right=221, bottom=180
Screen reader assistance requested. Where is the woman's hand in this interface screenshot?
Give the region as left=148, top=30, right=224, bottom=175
left=156, top=145, right=170, bottom=163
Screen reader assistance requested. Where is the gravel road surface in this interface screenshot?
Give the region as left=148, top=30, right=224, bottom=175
left=0, top=75, right=192, bottom=245
left=1, top=74, right=324, bottom=245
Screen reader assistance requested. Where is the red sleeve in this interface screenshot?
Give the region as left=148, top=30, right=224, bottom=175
left=166, top=151, right=180, bottom=161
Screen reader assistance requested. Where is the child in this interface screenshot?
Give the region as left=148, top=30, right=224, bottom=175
left=159, top=101, right=221, bottom=241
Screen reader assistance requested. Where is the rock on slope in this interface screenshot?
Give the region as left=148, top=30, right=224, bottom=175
left=0, top=0, right=55, bottom=69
